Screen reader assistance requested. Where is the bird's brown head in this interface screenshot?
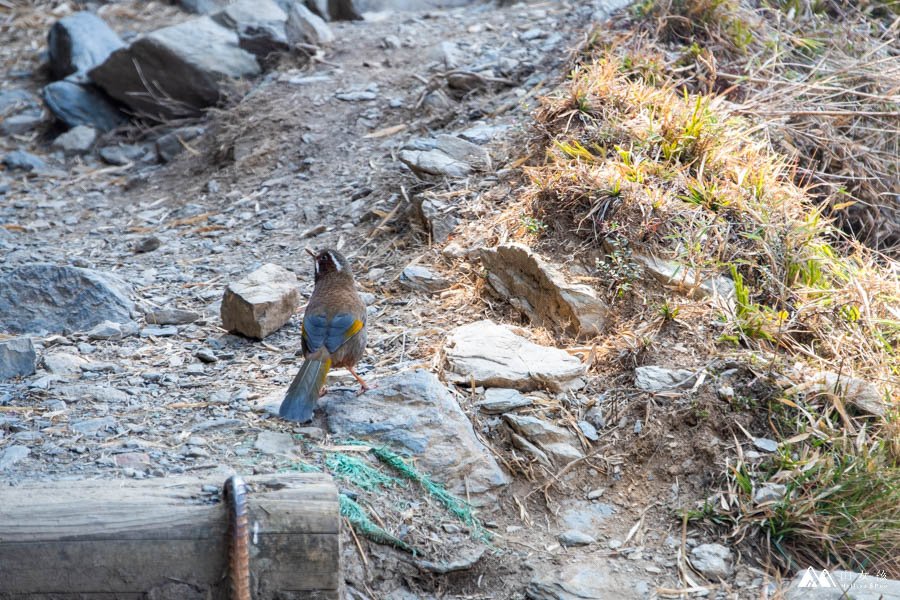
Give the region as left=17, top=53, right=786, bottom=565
left=307, top=248, right=354, bottom=284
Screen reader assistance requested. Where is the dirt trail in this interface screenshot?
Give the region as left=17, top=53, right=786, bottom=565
left=0, top=1, right=771, bottom=598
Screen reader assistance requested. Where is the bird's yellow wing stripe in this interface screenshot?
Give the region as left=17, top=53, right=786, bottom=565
left=343, top=318, right=365, bottom=340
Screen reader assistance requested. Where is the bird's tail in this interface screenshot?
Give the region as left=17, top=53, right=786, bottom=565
left=279, top=354, right=331, bottom=423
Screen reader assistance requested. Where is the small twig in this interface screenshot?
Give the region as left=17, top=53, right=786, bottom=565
left=345, top=516, right=369, bottom=570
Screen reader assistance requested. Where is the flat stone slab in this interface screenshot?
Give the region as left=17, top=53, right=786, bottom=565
left=220, top=263, right=300, bottom=339
left=444, top=320, right=585, bottom=391
left=325, top=369, right=508, bottom=505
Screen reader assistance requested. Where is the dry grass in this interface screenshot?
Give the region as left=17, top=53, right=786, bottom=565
left=519, top=44, right=899, bottom=574
left=590, top=0, right=900, bottom=253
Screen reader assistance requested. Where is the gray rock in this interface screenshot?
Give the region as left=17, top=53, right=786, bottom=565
left=0, top=89, right=40, bottom=118
left=753, top=437, right=779, bottom=453
left=86, top=319, right=139, bottom=341
left=145, top=309, right=200, bottom=325
left=42, top=352, right=88, bottom=376
left=558, top=530, right=596, bottom=546
left=196, top=348, right=218, bottom=363
left=178, top=0, right=232, bottom=13
left=690, top=543, right=734, bottom=580
left=1, top=112, right=45, bottom=136
left=335, top=90, right=377, bottom=101
left=634, top=365, right=697, bottom=392
left=503, top=414, right=583, bottom=466
left=753, top=483, right=787, bottom=504
left=429, top=40, right=462, bottom=69
left=99, top=143, right=153, bottom=166
left=634, top=253, right=735, bottom=313
left=2, top=151, right=46, bottom=172
left=584, top=405, right=605, bottom=429
left=156, top=126, right=205, bottom=162
left=89, top=16, right=260, bottom=120
left=481, top=243, right=608, bottom=339
left=191, top=418, right=243, bottom=431
left=433, top=135, right=491, bottom=169
left=418, top=197, right=457, bottom=244
left=42, top=80, right=125, bottom=132
left=527, top=562, right=641, bottom=600
left=399, top=264, right=451, bottom=294
left=0, top=446, right=30, bottom=471
left=510, top=432, right=552, bottom=468
left=133, top=236, right=162, bottom=253
left=444, top=320, right=586, bottom=392
left=560, top=502, right=614, bottom=534
left=578, top=420, right=599, bottom=441
left=212, top=0, right=291, bottom=60
left=0, top=338, right=36, bottom=380
left=52, top=125, right=97, bottom=155
left=141, top=326, right=178, bottom=338
left=221, top=263, right=300, bottom=339
left=285, top=2, right=334, bottom=45
left=48, top=12, right=125, bottom=82
left=70, top=416, right=118, bottom=435
left=254, top=430, right=295, bottom=455
left=0, top=264, right=134, bottom=335
left=476, top=388, right=532, bottom=414
left=784, top=570, right=900, bottom=600
left=326, top=370, right=508, bottom=505
left=399, top=148, right=471, bottom=178
left=802, top=371, right=890, bottom=417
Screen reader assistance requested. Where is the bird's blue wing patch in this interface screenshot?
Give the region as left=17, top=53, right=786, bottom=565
left=302, top=312, right=364, bottom=354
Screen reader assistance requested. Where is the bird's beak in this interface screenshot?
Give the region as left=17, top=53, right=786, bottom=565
left=305, top=248, right=316, bottom=258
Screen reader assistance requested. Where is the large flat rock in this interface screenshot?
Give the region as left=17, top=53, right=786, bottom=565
left=0, top=265, right=134, bottom=335
left=220, top=263, right=300, bottom=339
left=444, top=320, right=585, bottom=391
left=325, top=369, right=508, bottom=505
left=481, top=243, right=607, bottom=339
left=89, top=16, right=260, bottom=120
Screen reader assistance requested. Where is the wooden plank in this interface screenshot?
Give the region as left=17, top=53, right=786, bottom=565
left=0, top=473, right=341, bottom=598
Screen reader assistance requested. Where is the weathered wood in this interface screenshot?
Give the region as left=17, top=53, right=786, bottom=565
left=0, top=473, right=341, bottom=599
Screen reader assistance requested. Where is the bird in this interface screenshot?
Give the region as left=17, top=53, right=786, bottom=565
left=279, top=248, right=369, bottom=423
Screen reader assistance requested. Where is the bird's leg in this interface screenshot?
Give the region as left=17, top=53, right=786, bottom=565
left=347, top=366, right=374, bottom=395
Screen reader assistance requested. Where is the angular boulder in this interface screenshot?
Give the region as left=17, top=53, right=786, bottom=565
left=325, top=370, right=508, bottom=505
left=89, top=16, right=260, bottom=120
left=42, top=80, right=126, bottom=132
left=212, top=0, right=291, bottom=60
left=220, top=263, right=300, bottom=339
left=52, top=125, right=97, bottom=155
left=481, top=243, right=608, bottom=339
left=0, top=265, right=134, bottom=335
left=503, top=414, right=583, bottom=467
left=444, top=320, right=585, bottom=391
left=399, top=135, right=490, bottom=179
left=47, top=12, right=125, bottom=82
left=0, top=337, right=36, bottom=380
left=285, top=2, right=334, bottom=45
